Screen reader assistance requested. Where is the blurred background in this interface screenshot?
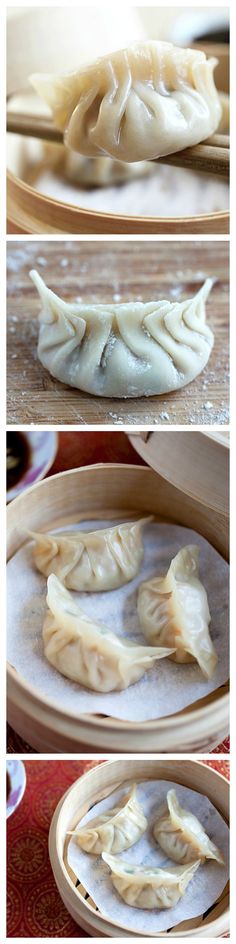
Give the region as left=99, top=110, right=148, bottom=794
left=7, top=6, right=229, bottom=93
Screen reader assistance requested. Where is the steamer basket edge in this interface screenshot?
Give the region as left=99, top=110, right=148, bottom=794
left=7, top=463, right=229, bottom=753
left=7, top=171, right=229, bottom=236
left=48, top=759, right=229, bottom=938
left=7, top=659, right=229, bottom=754
left=7, top=461, right=229, bottom=558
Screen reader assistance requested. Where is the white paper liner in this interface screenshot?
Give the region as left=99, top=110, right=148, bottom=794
left=67, top=779, right=229, bottom=933
left=7, top=521, right=229, bottom=722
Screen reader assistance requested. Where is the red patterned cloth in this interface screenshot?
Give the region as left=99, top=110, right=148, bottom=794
left=7, top=432, right=229, bottom=753
left=7, top=760, right=229, bottom=938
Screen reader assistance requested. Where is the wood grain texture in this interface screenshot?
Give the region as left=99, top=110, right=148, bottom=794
left=7, top=240, right=229, bottom=427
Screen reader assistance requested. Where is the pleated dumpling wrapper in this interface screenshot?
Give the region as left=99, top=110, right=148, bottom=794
left=102, top=852, right=201, bottom=909
left=30, top=270, right=214, bottom=399
left=30, top=41, right=221, bottom=163
left=27, top=517, right=153, bottom=591
left=43, top=575, right=176, bottom=692
left=69, top=785, right=147, bottom=854
left=138, top=545, right=217, bottom=679
left=153, top=789, right=224, bottom=865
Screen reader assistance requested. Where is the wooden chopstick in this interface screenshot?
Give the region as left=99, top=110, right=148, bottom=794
left=7, top=111, right=229, bottom=178
left=7, top=112, right=64, bottom=144
left=156, top=142, right=229, bottom=178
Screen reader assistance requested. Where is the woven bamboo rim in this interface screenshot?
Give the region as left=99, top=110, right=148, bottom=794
left=7, top=463, right=229, bottom=753
left=7, top=170, right=229, bottom=235
left=49, top=759, right=229, bottom=937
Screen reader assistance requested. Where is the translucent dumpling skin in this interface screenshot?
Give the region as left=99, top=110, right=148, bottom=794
left=27, top=517, right=152, bottom=591
left=71, top=784, right=147, bottom=854
left=102, top=852, right=200, bottom=908
left=153, top=789, right=225, bottom=865
left=43, top=574, right=175, bottom=691
left=30, top=41, right=221, bottom=163
left=30, top=270, right=214, bottom=399
left=138, top=545, right=217, bottom=678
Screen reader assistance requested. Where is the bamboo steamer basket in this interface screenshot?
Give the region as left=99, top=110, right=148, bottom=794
left=7, top=449, right=229, bottom=754
left=6, top=170, right=229, bottom=236
left=49, top=758, right=229, bottom=937
left=6, top=7, right=229, bottom=234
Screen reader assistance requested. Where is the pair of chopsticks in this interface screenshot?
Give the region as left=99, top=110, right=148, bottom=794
left=7, top=111, right=229, bottom=178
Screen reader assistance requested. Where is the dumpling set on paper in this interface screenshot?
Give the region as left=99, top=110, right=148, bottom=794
left=69, top=783, right=224, bottom=910
left=26, top=519, right=218, bottom=692
left=30, top=269, right=214, bottom=399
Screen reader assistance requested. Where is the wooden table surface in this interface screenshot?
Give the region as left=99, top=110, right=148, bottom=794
left=7, top=240, right=229, bottom=426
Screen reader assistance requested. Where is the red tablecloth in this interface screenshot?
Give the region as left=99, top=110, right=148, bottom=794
left=7, top=760, right=229, bottom=938
left=7, top=432, right=229, bottom=754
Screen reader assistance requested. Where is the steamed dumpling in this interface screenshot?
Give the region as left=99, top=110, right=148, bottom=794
left=30, top=41, right=221, bottom=163
left=138, top=545, right=217, bottom=679
left=102, top=852, right=200, bottom=908
left=27, top=517, right=152, bottom=591
left=43, top=575, right=175, bottom=691
left=153, top=789, right=224, bottom=866
left=30, top=270, right=214, bottom=399
left=70, top=784, right=147, bottom=854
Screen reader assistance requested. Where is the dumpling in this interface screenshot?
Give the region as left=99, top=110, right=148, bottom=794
left=153, top=789, right=224, bottom=866
left=138, top=545, right=217, bottom=679
left=102, top=852, right=200, bottom=909
left=70, top=784, right=147, bottom=854
left=30, top=270, right=214, bottom=399
left=30, top=41, right=221, bottom=163
left=26, top=517, right=152, bottom=591
left=43, top=574, right=175, bottom=691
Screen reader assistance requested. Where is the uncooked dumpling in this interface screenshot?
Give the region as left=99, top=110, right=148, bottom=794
left=138, top=545, right=217, bottom=678
left=70, top=784, right=147, bottom=854
left=30, top=270, right=214, bottom=399
left=27, top=517, right=152, bottom=591
left=30, top=41, right=221, bottom=163
left=102, top=852, right=200, bottom=908
left=43, top=574, right=175, bottom=691
left=153, top=789, right=224, bottom=865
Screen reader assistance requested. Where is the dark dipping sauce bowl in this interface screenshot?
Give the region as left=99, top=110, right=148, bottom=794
left=7, top=431, right=31, bottom=493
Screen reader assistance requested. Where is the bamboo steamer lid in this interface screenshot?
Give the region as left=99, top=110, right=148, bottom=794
left=129, top=431, right=229, bottom=525
left=7, top=462, right=229, bottom=753
left=49, top=758, right=229, bottom=937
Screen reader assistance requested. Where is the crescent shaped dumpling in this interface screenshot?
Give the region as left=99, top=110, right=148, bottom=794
left=30, top=41, right=221, bottom=163
left=70, top=784, right=147, bottom=854
left=138, top=545, right=217, bottom=679
left=102, top=852, right=201, bottom=909
left=30, top=270, right=214, bottom=399
left=43, top=575, right=175, bottom=692
left=153, top=789, right=224, bottom=866
left=26, top=517, right=152, bottom=591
